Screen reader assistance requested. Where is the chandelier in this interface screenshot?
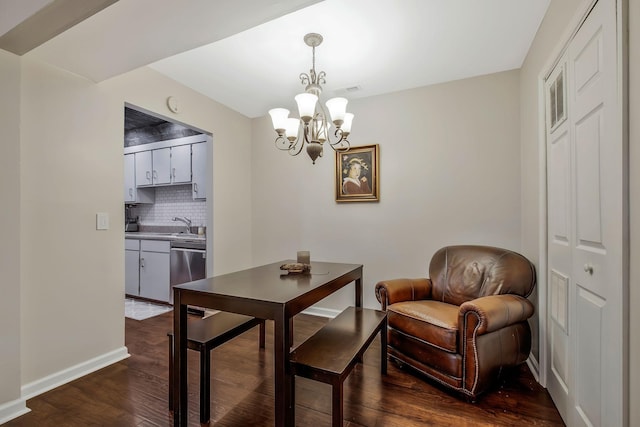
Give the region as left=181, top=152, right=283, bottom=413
left=268, top=33, right=353, bottom=164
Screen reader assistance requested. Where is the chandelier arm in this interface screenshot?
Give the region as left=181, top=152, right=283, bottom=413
left=288, top=137, right=305, bottom=156
left=326, top=128, right=350, bottom=151
left=274, top=135, right=294, bottom=151
left=317, top=71, right=326, bottom=85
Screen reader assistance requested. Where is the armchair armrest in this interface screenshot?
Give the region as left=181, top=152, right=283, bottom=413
left=375, top=278, right=432, bottom=310
left=459, top=294, right=534, bottom=335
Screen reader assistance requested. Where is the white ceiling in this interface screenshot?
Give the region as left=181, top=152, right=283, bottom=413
left=2, top=0, right=550, bottom=119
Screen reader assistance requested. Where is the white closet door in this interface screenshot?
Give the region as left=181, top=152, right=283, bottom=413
left=545, top=0, right=625, bottom=425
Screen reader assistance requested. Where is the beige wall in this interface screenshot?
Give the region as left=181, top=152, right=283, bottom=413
left=0, top=50, right=22, bottom=408
left=10, top=58, right=253, bottom=403
left=251, top=70, right=522, bottom=311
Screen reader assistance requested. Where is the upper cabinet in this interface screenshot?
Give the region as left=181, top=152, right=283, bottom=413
left=170, top=145, right=192, bottom=184
left=125, top=153, right=154, bottom=204
left=191, top=142, right=207, bottom=200
left=135, top=151, right=153, bottom=187
left=124, top=135, right=208, bottom=203
left=152, top=148, right=172, bottom=185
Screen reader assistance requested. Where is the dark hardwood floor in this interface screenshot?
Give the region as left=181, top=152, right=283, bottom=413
left=6, top=311, right=565, bottom=426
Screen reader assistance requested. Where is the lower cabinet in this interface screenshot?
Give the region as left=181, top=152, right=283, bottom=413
left=125, top=239, right=140, bottom=296
left=126, top=239, right=171, bottom=303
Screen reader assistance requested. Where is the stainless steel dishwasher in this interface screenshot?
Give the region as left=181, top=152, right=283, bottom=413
left=169, top=240, right=206, bottom=305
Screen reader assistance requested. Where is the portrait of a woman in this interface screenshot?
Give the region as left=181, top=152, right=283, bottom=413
left=342, top=157, right=371, bottom=194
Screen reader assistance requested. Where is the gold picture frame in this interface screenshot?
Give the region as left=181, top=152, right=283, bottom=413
left=335, top=144, right=380, bottom=202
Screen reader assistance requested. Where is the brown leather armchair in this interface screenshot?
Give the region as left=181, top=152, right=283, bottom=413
left=375, top=245, right=536, bottom=400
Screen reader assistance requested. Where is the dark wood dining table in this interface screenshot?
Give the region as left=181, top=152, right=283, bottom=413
left=171, top=260, right=363, bottom=426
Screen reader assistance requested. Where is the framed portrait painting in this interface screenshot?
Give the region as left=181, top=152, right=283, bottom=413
left=335, top=144, right=380, bottom=202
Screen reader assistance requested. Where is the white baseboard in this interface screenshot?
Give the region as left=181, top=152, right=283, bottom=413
left=21, top=347, right=130, bottom=401
left=0, top=398, right=30, bottom=425
left=301, top=306, right=341, bottom=319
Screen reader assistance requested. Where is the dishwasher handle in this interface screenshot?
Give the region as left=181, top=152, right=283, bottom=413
left=170, top=247, right=206, bottom=256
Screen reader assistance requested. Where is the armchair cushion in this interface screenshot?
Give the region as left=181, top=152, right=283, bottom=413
left=388, top=301, right=459, bottom=353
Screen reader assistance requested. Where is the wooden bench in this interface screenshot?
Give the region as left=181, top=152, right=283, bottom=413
left=168, top=312, right=266, bottom=424
left=289, top=306, right=387, bottom=426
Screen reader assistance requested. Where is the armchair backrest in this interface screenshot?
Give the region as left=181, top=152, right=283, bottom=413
left=428, top=245, right=536, bottom=306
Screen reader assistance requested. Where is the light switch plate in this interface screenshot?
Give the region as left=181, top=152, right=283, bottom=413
left=96, top=212, right=109, bottom=230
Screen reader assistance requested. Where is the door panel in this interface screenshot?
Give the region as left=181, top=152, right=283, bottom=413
left=574, top=109, right=604, bottom=250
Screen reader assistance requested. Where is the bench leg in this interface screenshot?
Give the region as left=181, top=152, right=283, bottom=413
left=331, top=381, right=343, bottom=427
left=200, top=346, right=211, bottom=424
left=168, top=334, right=174, bottom=411
left=259, top=320, right=266, bottom=349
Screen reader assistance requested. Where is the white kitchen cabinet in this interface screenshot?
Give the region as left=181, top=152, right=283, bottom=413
left=191, top=142, right=207, bottom=200
left=124, top=153, right=136, bottom=203
left=171, top=144, right=192, bottom=184
left=150, top=145, right=191, bottom=186
left=124, top=153, right=154, bottom=204
left=139, top=240, right=170, bottom=302
left=152, top=148, right=171, bottom=185
left=135, top=151, right=153, bottom=187
left=125, top=239, right=140, bottom=296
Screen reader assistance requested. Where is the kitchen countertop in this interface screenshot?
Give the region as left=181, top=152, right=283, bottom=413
left=125, top=232, right=206, bottom=242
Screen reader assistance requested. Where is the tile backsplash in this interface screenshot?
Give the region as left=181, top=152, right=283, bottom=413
left=129, top=184, right=206, bottom=227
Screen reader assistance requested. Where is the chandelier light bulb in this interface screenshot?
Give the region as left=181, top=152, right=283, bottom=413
left=285, top=118, right=300, bottom=141
left=295, top=93, right=318, bottom=123
left=268, top=108, right=290, bottom=134
left=325, top=97, right=348, bottom=126
left=341, top=113, right=354, bottom=135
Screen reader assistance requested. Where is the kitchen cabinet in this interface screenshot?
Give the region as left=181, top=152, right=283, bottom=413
left=125, top=239, right=170, bottom=303
left=152, top=148, right=171, bottom=185
left=171, top=144, right=192, bottom=184
left=139, top=240, right=170, bottom=302
left=143, top=145, right=192, bottom=186
left=135, top=151, right=153, bottom=187
left=191, top=142, right=207, bottom=200
left=124, top=153, right=154, bottom=204
left=125, top=239, right=140, bottom=296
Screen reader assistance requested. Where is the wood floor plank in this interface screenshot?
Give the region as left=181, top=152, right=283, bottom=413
left=5, top=311, right=564, bottom=426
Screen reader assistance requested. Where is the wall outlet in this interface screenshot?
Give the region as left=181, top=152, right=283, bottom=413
left=96, top=212, right=109, bottom=230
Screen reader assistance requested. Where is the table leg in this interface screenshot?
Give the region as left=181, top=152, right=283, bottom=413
left=173, top=291, right=188, bottom=426
left=274, top=311, right=294, bottom=426
left=355, top=273, right=363, bottom=307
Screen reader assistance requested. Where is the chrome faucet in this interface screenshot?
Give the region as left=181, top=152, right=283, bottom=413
left=172, top=216, right=192, bottom=234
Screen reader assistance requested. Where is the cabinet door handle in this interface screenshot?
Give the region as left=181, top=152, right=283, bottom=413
left=140, top=257, right=145, bottom=268
left=193, top=182, right=198, bottom=194
left=146, top=171, right=151, bottom=182
left=172, top=168, right=176, bottom=179
left=129, top=188, right=133, bottom=197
